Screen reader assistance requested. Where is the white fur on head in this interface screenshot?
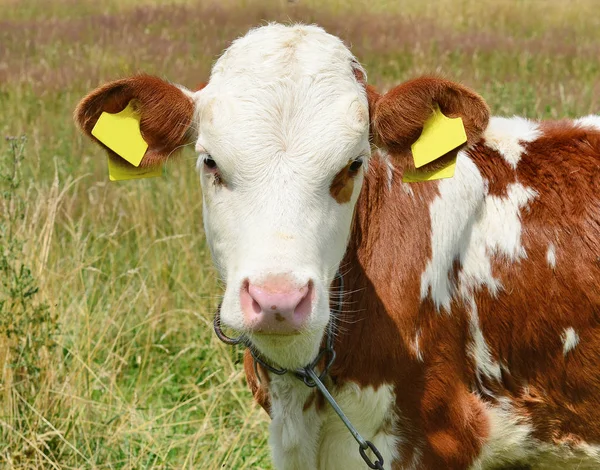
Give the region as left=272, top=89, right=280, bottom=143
left=193, top=24, right=369, bottom=368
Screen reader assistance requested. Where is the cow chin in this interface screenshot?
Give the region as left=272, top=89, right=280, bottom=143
left=217, top=269, right=336, bottom=369
left=247, top=324, right=327, bottom=370
left=218, top=287, right=332, bottom=369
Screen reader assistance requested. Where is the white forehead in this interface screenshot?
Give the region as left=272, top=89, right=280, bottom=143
left=195, top=24, right=369, bottom=175
left=211, top=23, right=364, bottom=86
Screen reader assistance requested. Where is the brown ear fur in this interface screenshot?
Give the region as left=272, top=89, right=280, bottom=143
left=74, top=75, right=196, bottom=168
left=369, top=76, right=490, bottom=153
left=366, top=84, right=382, bottom=145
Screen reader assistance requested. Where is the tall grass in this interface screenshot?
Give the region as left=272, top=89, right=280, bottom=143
left=0, top=0, right=598, bottom=467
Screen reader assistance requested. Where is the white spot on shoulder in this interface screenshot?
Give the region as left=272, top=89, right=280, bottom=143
left=574, top=115, right=600, bottom=131
left=562, top=327, right=580, bottom=355
left=484, top=116, right=541, bottom=168
left=413, top=329, right=423, bottom=362
left=547, top=243, right=556, bottom=269
left=318, top=383, right=401, bottom=469
left=421, top=149, right=537, bottom=312
left=471, top=395, right=600, bottom=469
left=467, top=299, right=501, bottom=386
left=458, top=182, right=537, bottom=299
left=471, top=397, right=534, bottom=469
left=421, top=152, right=486, bottom=311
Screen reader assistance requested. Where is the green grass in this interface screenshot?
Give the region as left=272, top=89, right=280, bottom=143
left=0, top=0, right=599, bottom=467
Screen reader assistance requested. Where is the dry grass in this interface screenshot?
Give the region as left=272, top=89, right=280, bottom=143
left=0, top=0, right=599, bottom=468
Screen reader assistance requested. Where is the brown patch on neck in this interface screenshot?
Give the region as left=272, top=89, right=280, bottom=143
left=302, top=388, right=326, bottom=413
left=333, top=157, right=493, bottom=467
left=243, top=350, right=271, bottom=416
left=467, top=141, right=517, bottom=197
left=332, top=154, right=434, bottom=384
left=330, top=161, right=359, bottom=203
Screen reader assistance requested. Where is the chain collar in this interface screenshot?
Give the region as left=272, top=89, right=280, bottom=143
left=213, top=271, right=385, bottom=470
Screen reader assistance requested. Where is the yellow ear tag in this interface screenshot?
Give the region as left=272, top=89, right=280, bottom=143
left=91, top=101, right=149, bottom=167
left=402, top=104, right=466, bottom=183
left=91, top=101, right=161, bottom=181
left=403, top=160, right=456, bottom=183
left=411, top=104, right=467, bottom=168
left=107, top=157, right=163, bottom=182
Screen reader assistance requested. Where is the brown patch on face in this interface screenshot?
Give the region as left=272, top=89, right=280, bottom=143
left=211, top=172, right=224, bottom=187
left=330, top=161, right=360, bottom=203
left=274, top=312, right=285, bottom=322
left=74, top=74, right=195, bottom=168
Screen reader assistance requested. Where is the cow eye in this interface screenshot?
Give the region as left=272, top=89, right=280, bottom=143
left=204, top=155, right=218, bottom=170
left=349, top=158, right=363, bottom=172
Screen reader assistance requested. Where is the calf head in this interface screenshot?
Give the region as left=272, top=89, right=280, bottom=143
left=75, top=24, right=489, bottom=369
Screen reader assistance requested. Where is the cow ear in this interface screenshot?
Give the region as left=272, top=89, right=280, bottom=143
left=74, top=74, right=197, bottom=168
left=369, top=76, right=489, bottom=154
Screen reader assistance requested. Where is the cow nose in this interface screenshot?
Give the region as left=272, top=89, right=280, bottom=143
left=240, top=276, right=313, bottom=334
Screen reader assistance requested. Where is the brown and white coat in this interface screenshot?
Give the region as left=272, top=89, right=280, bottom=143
left=75, top=23, right=600, bottom=470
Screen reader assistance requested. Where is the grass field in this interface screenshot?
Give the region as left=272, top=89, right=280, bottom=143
left=0, top=0, right=599, bottom=468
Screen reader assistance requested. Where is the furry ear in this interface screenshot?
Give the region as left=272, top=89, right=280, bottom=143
left=74, top=74, right=197, bottom=168
left=368, top=76, right=489, bottom=154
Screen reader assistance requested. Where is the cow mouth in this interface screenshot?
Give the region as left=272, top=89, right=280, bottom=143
left=251, top=329, right=303, bottom=336
left=213, top=271, right=342, bottom=369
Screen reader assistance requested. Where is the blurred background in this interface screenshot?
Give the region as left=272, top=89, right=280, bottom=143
left=0, top=0, right=598, bottom=468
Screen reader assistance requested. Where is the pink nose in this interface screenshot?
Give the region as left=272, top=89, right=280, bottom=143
left=240, top=276, right=313, bottom=334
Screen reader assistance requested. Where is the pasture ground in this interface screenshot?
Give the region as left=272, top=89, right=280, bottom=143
left=0, top=0, right=598, bottom=468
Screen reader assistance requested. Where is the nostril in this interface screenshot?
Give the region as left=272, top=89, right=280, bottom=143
left=294, top=281, right=313, bottom=318
left=241, top=280, right=262, bottom=315
left=241, top=276, right=314, bottom=333
left=247, top=279, right=310, bottom=314
left=305, top=280, right=314, bottom=300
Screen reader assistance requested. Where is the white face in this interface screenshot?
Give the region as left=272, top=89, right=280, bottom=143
left=192, top=25, right=370, bottom=368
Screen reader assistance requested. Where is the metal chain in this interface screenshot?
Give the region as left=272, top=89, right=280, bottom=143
left=213, top=305, right=244, bottom=345
left=212, top=272, right=385, bottom=469
left=304, top=368, right=385, bottom=470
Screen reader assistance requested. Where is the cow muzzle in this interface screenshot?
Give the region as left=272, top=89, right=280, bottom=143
left=240, top=274, right=314, bottom=334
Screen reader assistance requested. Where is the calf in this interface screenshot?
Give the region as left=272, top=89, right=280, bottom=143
left=75, top=23, right=600, bottom=469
